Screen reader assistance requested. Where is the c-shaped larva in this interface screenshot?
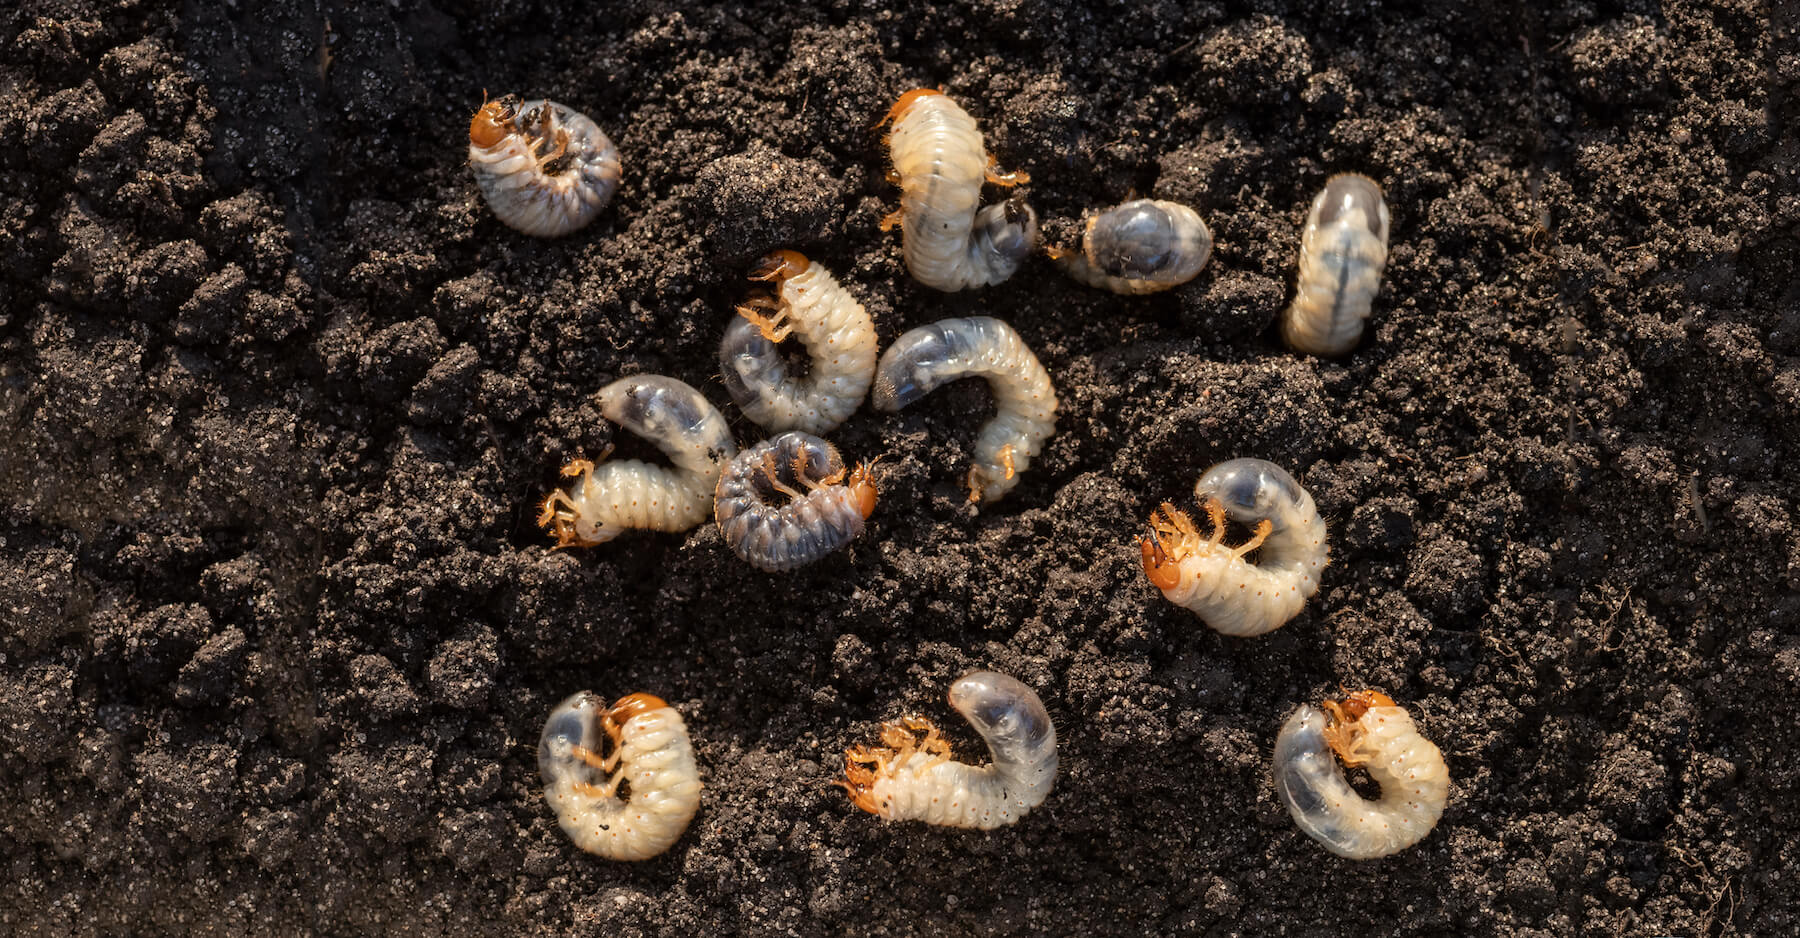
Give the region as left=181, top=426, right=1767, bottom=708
left=714, top=431, right=878, bottom=572
left=469, top=95, right=622, bottom=238
left=839, top=671, right=1057, bottom=830
left=1281, top=174, right=1390, bottom=356
left=872, top=316, right=1058, bottom=504
left=538, top=375, right=737, bottom=547
left=1273, top=690, right=1448, bottom=859
left=539, top=691, right=702, bottom=861
left=718, top=250, right=879, bottom=435
left=881, top=89, right=1040, bottom=291
left=1139, top=458, right=1328, bottom=636
left=1050, top=199, right=1214, bottom=294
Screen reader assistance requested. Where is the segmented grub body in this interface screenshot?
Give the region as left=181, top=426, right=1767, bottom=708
left=1273, top=691, right=1448, bottom=859
left=539, top=692, right=702, bottom=861
left=840, top=671, right=1057, bottom=830
left=538, top=376, right=736, bottom=547
left=468, top=95, right=621, bottom=237
left=1281, top=174, right=1390, bottom=356
left=719, top=251, right=878, bottom=435
left=883, top=89, right=1039, bottom=291
left=1053, top=199, right=1213, bottom=294
left=872, top=316, right=1058, bottom=503
left=1140, top=458, right=1328, bottom=636
left=715, top=432, right=877, bottom=572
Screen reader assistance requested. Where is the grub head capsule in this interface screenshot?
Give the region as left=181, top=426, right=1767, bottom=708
left=1195, top=458, right=1305, bottom=532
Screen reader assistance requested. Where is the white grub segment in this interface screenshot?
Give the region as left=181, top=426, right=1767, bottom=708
left=872, top=316, right=1058, bottom=504
left=1140, top=458, right=1328, bottom=636
left=880, top=89, right=1039, bottom=291
left=839, top=671, right=1057, bottom=830
left=1273, top=691, right=1449, bottom=859
left=715, top=432, right=877, bottom=572
left=468, top=95, right=621, bottom=237
left=718, top=251, right=879, bottom=435
left=1281, top=174, right=1390, bottom=356
left=538, top=376, right=737, bottom=547
left=1050, top=199, right=1213, bottom=294
left=539, top=691, right=702, bottom=861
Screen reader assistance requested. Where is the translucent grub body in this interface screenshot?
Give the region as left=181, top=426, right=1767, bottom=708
left=539, top=691, right=702, bottom=860
left=714, top=431, right=877, bottom=572
left=1273, top=690, right=1448, bottom=859
left=1051, top=199, right=1213, bottom=294
left=872, top=316, right=1058, bottom=503
left=539, top=375, right=736, bottom=547
left=719, top=251, right=879, bottom=435
left=881, top=89, right=1039, bottom=291
left=1140, top=458, right=1328, bottom=636
left=839, top=671, right=1057, bottom=830
left=1281, top=174, right=1390, bottom=356
left=469, top=95, right=621, bottom=237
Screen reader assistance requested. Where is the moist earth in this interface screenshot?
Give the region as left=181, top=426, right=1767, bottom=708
left=1, top=0, right=1795, bottom=935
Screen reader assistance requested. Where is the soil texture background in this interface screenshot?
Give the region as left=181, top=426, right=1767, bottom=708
left=2, top=0, right=1797, bottom=934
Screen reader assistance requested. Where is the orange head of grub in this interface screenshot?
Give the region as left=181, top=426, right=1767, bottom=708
left=749, top=249, right=811, bottom=283
left=603, top=693, right=668, bottom=741
left=847, top=460, right=881, bottom=519
left=469, top=93, right=520, bottom=149
left=881, top=87, right=944, bottom=127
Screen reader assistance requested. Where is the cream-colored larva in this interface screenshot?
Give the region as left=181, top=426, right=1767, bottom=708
left=1049, top=199, right=1213, bottom=294
left=539, top=691, right=702, bottom=861
left=1139, top=458, right=1328, bottom=636
left=714, top=432, right=878, bottom=572
left=718, top=250, right=879, bottom=435
left=872, top=316, right=1058, bottom=504
left=1281, top=174, right=1390, bottom=356
left=468, top=95, right=621, bottom=238
left=881, top=88, right=1039, bottom=291
left=839, top=671, right=1057, bottom=830
left=538, top=375, right=737, bottom=547
left=1273, top=691, right=1449, bottom=859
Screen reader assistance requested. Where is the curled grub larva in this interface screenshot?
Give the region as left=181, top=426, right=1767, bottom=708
left=1281, top=174, right=1390, bottom=356
left=1050, top=199, right=1213, bottom=294
left=839, top=670, right=1057, bottom=830
left=881, top=89, right=1039, bottom=291
left=469, top=95, right=621, bottom=238
left=718, top=251, right=879, bottom=435
left=1273, top=690, right=1448, bottom=859
left=1139, top=458, right=1328, bottom=636
left=538, top=376, right=737, bottom=547
left=872, top=316, right=1058, bottom=504
left=714, top=431, right=877, bottom=572
left=539, top=691, right=702, bottom=861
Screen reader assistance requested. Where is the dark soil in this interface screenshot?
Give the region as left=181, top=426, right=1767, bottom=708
left=2, top=0, right=1795, bottom=934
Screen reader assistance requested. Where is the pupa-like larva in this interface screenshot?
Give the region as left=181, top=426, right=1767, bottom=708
left=1140, top=458, right=1328, bottom=636
left=1273, top=690, right=1448, bottom=859
left=1281, top=174, right=1390, bottom=356
left=1050, top=199, right=1213, bottom=294
left=714, top=431, right=877, bottom=572
left=469, top=95, right=621, bottom=237
left=539, top=691, right=702, bottom=860
left=839, top=670, right=1057, bottom=830
left=881, top=89, right=1039, bottom=291
left=538, top=376, right=736, bottom=547
left=872, top=316, right=1058, bottom=503
left=718, top=251, right=879, bottom=435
